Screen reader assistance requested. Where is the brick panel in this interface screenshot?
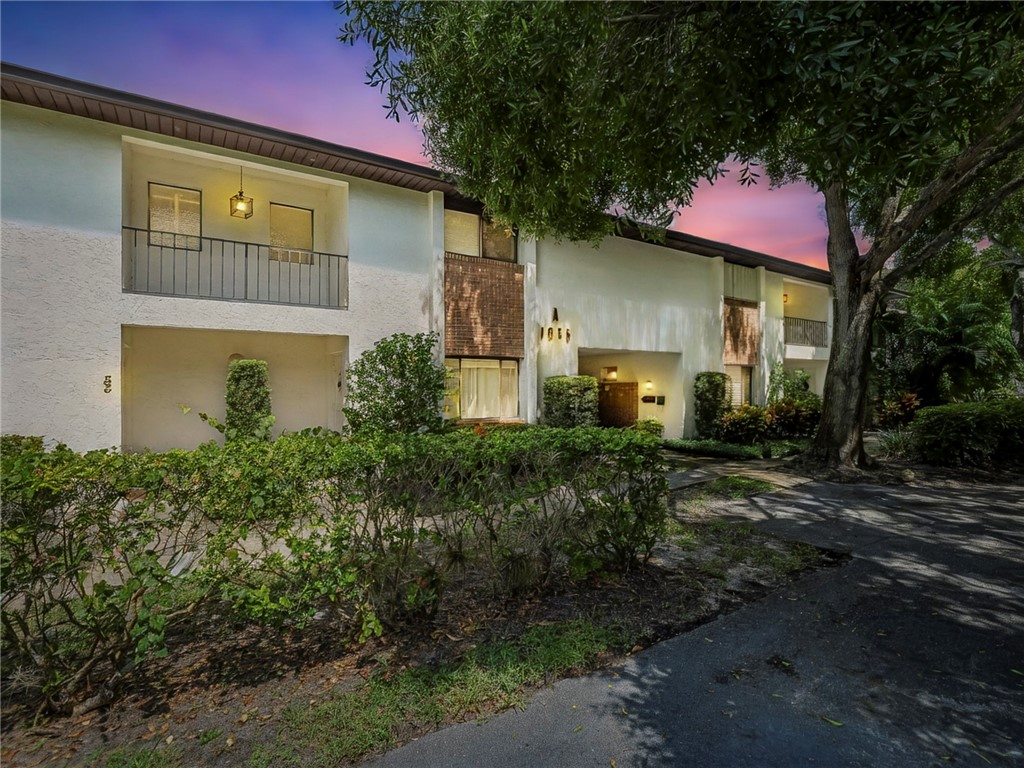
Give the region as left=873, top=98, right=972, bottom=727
left=445, top=254, right=525, bottom=358
left=723, top=298, right=761, bottom=366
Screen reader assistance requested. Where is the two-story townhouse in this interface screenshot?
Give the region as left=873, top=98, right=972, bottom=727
left=0, top=64, right=832, bottom=450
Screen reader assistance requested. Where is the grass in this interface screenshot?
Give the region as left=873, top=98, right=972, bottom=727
left=251, top=619, right=620, bottom=766
left=197, top=728, right=222, bottom=746
left=704, top=475, right=775, bottom=498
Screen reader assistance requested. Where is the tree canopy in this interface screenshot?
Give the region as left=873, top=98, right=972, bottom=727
left=340, top=1, right=1024, bottom=470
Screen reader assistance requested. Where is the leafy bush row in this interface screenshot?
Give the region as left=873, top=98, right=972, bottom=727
left=1, top=427, right=665, bottom=712
left=912, top=399, right=1024, bottom=467
left=543, top=376, right=599, bottom=427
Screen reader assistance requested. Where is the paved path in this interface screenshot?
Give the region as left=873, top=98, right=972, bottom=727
left=368, top=474, right=1024, bottom=767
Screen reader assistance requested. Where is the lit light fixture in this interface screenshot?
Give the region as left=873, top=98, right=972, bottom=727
left=230, top=167, right=254, bottom=219
left=783, top=293, right=789, bottom=304
left=645, top=380, right=654, bottom=391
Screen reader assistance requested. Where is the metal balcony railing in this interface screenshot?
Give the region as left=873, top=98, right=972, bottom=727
left=784, top=316, right=828, bottom=347
left=122, top=227, right=348, bottom=309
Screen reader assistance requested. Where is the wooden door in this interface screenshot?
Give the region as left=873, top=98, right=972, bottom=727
left=598, top=382, right=638, bottom=427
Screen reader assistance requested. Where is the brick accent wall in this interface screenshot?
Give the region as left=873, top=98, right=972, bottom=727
left=723, top=298, right=761, bottom=366
left=444, top=253, right=525, bottom=358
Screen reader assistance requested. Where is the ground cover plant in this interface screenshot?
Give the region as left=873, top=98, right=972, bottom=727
left=0, top=430, right=834, bottom=767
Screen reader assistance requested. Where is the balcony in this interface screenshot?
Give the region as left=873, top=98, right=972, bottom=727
left=122, top=227, right=348, bottom=309
left=784, top=316, right=828, bottom=347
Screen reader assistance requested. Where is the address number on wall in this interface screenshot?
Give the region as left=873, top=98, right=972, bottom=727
left=103, top=375, right=113, bottom=394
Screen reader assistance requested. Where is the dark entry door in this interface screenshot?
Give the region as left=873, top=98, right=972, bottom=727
left=598, top=382, right=638, bottom=427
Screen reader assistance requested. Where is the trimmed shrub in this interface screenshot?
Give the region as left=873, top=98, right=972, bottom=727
left=913, top=399, right=1024, bottom=467
left=720, top=404, right=773, bottom=445
left=694, top=372, right=730, bottom=439
left=345, top=332, right=447, bottom=435
left=543, top=376, right=598, bottom=427
left=633, top=418, right=664, bottom=438
left=225, top=359, right=274, bottom=441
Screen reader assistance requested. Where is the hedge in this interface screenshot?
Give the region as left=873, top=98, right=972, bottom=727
left=543, top=376, right=599, bottom=427
left=1, top=427, right=665, bottom=711
left=912, top=399, right=1024, bottom=467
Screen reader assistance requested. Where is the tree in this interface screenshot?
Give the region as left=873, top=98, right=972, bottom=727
left=340, top=2, right=1024, bottom=471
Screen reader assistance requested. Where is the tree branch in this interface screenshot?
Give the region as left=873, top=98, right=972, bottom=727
left=867, top=90, right=1024, bottom=273
left=882, top=171, right=1024, bottom=288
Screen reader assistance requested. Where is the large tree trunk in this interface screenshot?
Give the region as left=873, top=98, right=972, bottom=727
left=806, top=183, right=883, bottom=472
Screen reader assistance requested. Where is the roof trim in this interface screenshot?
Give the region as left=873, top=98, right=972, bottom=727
left=1, top=62, right=830, bottom=285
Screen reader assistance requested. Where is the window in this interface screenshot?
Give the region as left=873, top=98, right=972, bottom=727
left=725, top=365, right=753, bottom=408
left=444, top=210, right=515, bottom=262
left=148, top=183, right=201, bottom=250
left=444, top=358, right=519, bottom=419
left=270, top=203, right=314, bottom=264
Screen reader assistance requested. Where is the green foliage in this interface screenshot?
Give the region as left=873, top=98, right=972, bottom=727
left=874, top=244, right=1023, bottom=406
left=912, top=399, right=1024, bottom=467
left=767, top=364, right=819, bottom=407
left=877, top=393, right=920, bottom=429
left=344, top=332, right=446, bottom=434
left=1, top=426, right=664, bottom=712
left=694, top=372, right=730, bottom=439
left=876, top=428, right=915, bottom=460
left=633, top=418, right=664, bottom=438
left=263, top=620, right=618, bottom=765
left=542, top=376, right=598, bottom=427
left=768, top=398, right=821, bottom=439
left=662, top=439, right=763, bottom=461
left=720, top=405, right=773, bottom=446
left=704, top=476, right=775, bottom=499
left=213, top=359, right=274, bottom=442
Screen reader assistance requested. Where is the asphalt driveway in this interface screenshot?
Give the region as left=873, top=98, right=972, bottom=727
left=367, top=478, right=1024, bottom=767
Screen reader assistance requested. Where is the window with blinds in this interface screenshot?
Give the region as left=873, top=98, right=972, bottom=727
left=148, top=183, right=201, bottom=250
left=725, top=365, right=753, bottom=408
left=444, top=210, right=515, bottom=262
left=444, top=358, right=519, bottom=419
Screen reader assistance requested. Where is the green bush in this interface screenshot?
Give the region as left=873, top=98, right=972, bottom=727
left=877, top=393, right=920, bottom=428
left=345, top=332, right=447, bottom=434
left=768, top=398, right=821, bottom=439
left=912, top=399, right=1024, bottom=467
left=633, top=418, right=664, bottom=438
left=694, top=372, right=730, bottom=439
left=720, top=404, right=773, bottom=445
left=542, top=376, right=598, bottom=427
left=224, top=359, right=274, bottom=442
left=1, top=425, right=668, bottom=711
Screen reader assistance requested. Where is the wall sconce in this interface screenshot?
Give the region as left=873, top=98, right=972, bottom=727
left=602, top=366, right=618, bottom=381
left=645, top=380, right=654, bottom=391
left=230, top=167, right=254, bottom=219
left=783, top=293, right=789, bottom=304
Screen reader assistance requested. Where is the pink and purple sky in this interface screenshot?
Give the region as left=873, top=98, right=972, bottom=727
left=1, top=1, right=830, bottom=269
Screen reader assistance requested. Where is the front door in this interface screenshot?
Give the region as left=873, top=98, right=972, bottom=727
left=598, top=382, right=638, bottom=427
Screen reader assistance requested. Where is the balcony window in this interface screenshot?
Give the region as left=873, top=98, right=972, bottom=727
left=148, top=183, right=201, bottom=250
left=270, top=203, right=314, bottom=265
left=444, top=210, right=516, bottom=262
left=444, top=358, right=519, bottom=419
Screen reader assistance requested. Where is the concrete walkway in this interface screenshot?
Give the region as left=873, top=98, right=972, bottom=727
left=367, top=471, right=1024, bottom=767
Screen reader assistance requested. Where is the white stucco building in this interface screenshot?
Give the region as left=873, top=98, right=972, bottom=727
left=0, top=64, right=832, bottom=450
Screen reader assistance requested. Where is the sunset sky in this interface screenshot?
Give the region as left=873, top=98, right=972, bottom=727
left=1, top=1, right=831, bottom=269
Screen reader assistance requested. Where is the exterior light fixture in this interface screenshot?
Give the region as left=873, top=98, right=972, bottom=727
left=783, top=293, right=789, bottom=304
left=645, top=380, right=654, bottom=391
left=230, top=167, right=254, bottom=219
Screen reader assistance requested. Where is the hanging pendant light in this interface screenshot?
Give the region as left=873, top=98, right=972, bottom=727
left=230, top=167, right=254, bottom=219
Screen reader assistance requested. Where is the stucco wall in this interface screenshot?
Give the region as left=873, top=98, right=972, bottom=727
left=578, top=351, right=684, bottom=437
left=1, top=105, right=436, bottom=450
left=122, top=326, right=345, bottom=452
left=535, top=236, right=723, bottom=436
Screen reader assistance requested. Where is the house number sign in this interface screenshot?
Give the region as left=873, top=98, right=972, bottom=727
left=103, top=375, right=113, bottom=394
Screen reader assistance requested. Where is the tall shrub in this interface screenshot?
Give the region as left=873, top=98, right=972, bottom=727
left=694, top=372, right=730, bottom=439
left=543, top=376, right=598, bottom=427
left=344, top=332, right=446, bottom=434
left=224, top=359, right=273, bottom=441
left=913, top=399, right=1024, bottom=467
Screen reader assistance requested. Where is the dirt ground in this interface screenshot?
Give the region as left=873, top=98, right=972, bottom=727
left=1, top=483, right=846, bottom=768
